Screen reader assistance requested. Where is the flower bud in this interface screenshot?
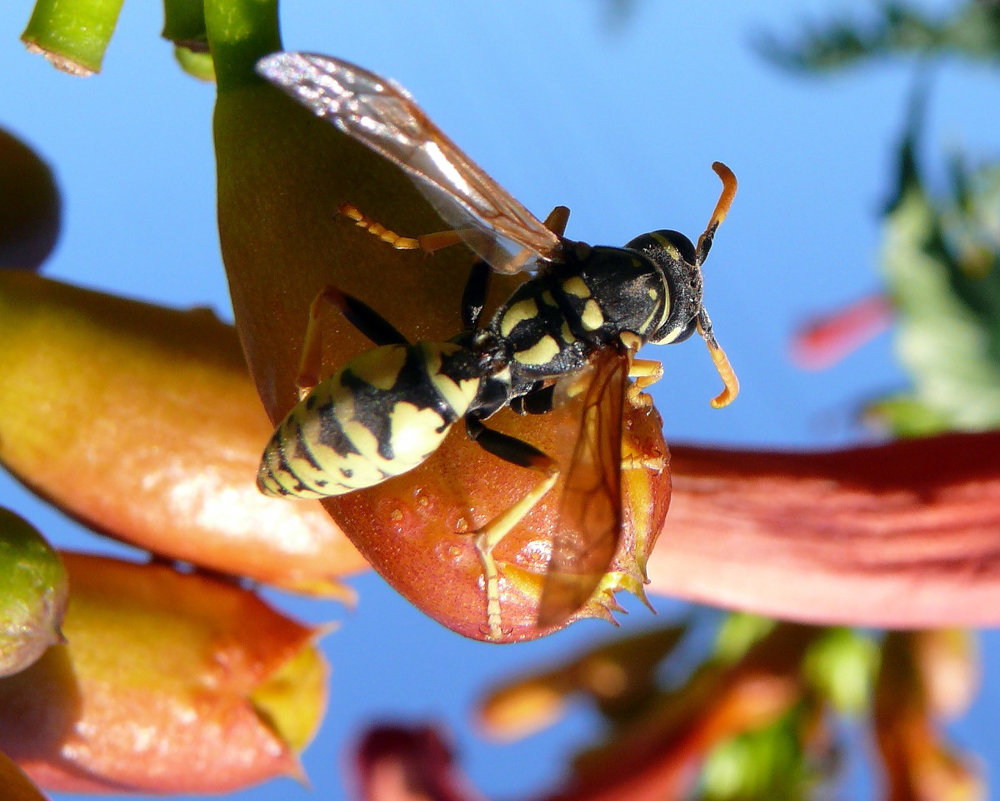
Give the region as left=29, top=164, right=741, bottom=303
left=0, top=128, right=59, bottom=271
left=0, top=509, right=67, bottom=677
left=0, top=750, right=48, bottom=801
left=0, top=552, right=328, bottom=794
left=911, top=628, right=978, bottom=719
left=210, top=12, right=669, bottom=640
left=478, top=624, right=687, bottom=739
left=0, top=271, right=366, bottom=596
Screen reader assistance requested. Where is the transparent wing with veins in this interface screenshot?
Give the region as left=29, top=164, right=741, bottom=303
left=537, top=346, right=627, bottom=628
left=256, top=52, right=564, bottom=274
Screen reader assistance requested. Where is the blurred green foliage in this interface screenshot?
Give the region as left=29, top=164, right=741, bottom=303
left=761, top=0, right=1000, bottom=437
left=875, top=107, right=1000, bottom=434
left=757, top=0, right=1000, bottom=71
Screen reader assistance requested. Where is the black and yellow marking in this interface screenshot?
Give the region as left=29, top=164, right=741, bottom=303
left=256, top=51, right=743, bottom=638
left=258, top=343, right=481, bottom=498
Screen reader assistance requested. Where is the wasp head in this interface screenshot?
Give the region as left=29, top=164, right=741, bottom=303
left=624, top=159, right=740, bottom=410
left=625, top=229, right=704, bottom=346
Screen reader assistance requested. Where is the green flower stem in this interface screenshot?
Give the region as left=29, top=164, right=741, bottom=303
left=163, top=0, right=216, bottom=81
left=204, top=0, right=280, bottom=90
left=162, top=0, right=207, bottom=47
left=21, top=0, right=125, bottom=76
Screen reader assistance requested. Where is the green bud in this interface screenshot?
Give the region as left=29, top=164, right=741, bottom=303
left=0, top=509, right=68, bottom=677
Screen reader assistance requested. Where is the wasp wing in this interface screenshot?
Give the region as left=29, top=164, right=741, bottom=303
left=537, top=346, right=627, bottom=628
left=256, top=52, right=564, bottom=274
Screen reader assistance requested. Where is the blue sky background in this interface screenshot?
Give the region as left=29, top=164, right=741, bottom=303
left=1, top=0, right=999, bottom=798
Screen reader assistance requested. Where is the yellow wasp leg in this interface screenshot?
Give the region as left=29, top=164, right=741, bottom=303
left=626, top=358, right=664, bottom=409
left=295, top=285, right=409, bottom=399
left=296, top=287, right=342, bottom=398
left=469, top=449, right=560, bottom=640
left=617, top=331, right=663, bottom=408
left=341, top=202, right=571, bottom=273
left=338, top=203, right=466, bottom=253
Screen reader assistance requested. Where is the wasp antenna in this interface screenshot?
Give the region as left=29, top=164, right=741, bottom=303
left=695, top=162, right=738, bottom=266
left=697, top=309, right=739, bottom=408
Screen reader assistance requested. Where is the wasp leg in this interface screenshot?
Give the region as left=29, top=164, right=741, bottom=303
left=695, top=162, right=738, bottom=266
left=510, top=382, right=556, bottom=415
left=626, top=358, right=664, bottom=409
left=296, top=285, right=410, bottom=397
left=461, top=258, right=492, bottom=332
left=621, top=451, right=668, bottom=472
left=338, top=203, right=467, bottom=253
left=466, top=418, right=560, bottom=639
left=616, top=332, right=663, bottom=408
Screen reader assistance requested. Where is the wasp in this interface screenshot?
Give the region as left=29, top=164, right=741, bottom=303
left=254, top=53, right=739, bottom=638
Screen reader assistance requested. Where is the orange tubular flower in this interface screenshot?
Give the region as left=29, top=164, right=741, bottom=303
left=478, top=624, right=689, bottom=741
left=0, top=270, right=366, bottom=596
left=874, top=631, right=983, bottom=801
left=650, top=433, right=1000, bottom=627
left=0, top=552, right=328, bottom=794
left=0, top=751, right=48, bottom=801
left=360, top=627, right=814, bottom=801
left=790, top=294, right=893, bottom=370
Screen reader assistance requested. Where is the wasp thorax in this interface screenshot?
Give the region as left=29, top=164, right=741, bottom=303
left=466, top=330, right=509, bottom=373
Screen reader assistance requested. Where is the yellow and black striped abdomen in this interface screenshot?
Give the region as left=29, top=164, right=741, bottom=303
left=258, top=343, right=481, bottom=498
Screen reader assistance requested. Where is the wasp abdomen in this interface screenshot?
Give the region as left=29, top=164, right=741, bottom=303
left=258, top=343, right=481, bottom=498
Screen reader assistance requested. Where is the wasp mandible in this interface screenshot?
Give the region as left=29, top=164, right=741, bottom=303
left=254, top=53, right=738, bottom=639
